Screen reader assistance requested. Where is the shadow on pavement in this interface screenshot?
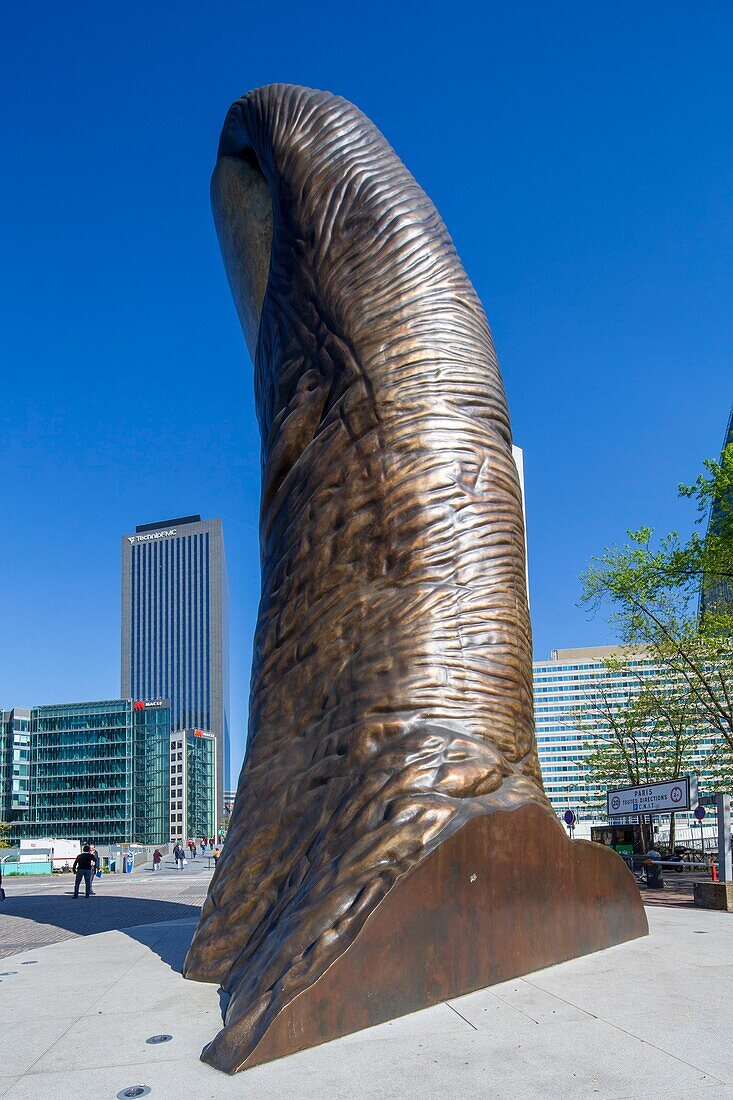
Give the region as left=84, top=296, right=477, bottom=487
left=124, top=916, right=199, bottom=973
left=0, top=892, right=202, bottom=972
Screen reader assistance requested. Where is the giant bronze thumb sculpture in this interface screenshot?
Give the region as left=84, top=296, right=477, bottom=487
left=184, top=83, right=647, bottom=1074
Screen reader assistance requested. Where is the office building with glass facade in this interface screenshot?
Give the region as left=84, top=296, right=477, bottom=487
left=169, top=728, right=217, bottom=844
left=533, top=645, right=722, bottom=840
left=0, top=707, right=31, bottom=841
left=121, top=515, right=230, bottom=818
left=24, top=698, right=170, bottom=846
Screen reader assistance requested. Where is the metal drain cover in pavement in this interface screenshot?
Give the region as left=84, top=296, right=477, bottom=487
left=0, top=971, right=18, bottom=976
left=145, top=1034, right=172, bottom=1045
left=21, top=960, right=38, bottom=965
left=117, top=1088, right=151, bottom=1099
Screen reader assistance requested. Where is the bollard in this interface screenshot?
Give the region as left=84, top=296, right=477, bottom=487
left=711, top=861, right=718, bottom=883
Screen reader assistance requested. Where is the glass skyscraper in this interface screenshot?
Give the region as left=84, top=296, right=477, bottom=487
left=0, top=707, right=31, bottom=840
left=121, top=514, right=230, bottom=816
left=25, top=698, right=170, bottom=845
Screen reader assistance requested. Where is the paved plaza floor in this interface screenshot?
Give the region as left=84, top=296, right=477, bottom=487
left=0, top=856, right=214, bottom=959
left=0, top=867, right=731, bottom=1099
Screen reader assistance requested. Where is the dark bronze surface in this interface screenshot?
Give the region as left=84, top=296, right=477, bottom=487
left=229, top=804, right=648, bottom=1071
left=183, top=83, right=647, bottom=1074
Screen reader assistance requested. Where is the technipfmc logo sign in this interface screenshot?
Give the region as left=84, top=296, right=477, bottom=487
left=127, top=529, right=177, bottom=545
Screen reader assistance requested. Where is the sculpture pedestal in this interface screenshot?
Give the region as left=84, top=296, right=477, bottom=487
left=205, top=802, right=648, bottom=1073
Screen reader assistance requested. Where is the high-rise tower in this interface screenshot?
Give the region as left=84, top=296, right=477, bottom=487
left=121, top=515, right=230, bottom=816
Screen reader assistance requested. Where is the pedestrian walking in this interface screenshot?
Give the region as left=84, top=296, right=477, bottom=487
left=73, top=845, right=95, bottom=898
left=152, top=848, right=162, bottom=872
left=187, top=839, right=194, bottom=860
left=174, top=843, right=186, bottom=870
left=89, top=843, right=100, bottom=894
left=213, top=846, right=221, bottom=865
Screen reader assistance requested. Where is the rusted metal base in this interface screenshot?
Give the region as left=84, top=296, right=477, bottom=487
left=203, top=802, right=648, bottom=1072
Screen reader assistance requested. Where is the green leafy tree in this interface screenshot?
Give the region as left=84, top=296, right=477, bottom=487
left=578, top=657, right=717, bottom=849
left=581, top=445, right=733, bottom=760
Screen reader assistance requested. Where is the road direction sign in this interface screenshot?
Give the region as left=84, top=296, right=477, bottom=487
left=607, top=776, right=696, bottom=817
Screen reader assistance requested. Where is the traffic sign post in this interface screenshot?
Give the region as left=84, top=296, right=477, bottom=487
left=563, top=809, right=576, bottom=839
left=716, top=793, right=732, bottom=883
left=693, top=803, right=706, bottom=856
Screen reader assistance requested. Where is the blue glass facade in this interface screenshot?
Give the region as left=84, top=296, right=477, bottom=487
left=24, top=699, right=170, bottom=846
left=0, top=708, right=31, bottom=841
left=128, top=531, right=211, bottom=730
left=121, top=516, right=229, bottom=817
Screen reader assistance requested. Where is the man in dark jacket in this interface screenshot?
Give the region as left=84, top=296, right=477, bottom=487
left=73, top=846, right=95, bottom=898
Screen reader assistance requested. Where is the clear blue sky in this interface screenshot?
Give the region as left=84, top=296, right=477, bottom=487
left=2, top=2, right=731, bottom=785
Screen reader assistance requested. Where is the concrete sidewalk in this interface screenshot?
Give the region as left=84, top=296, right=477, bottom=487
left=0, top=905, right=730, bottom=1099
